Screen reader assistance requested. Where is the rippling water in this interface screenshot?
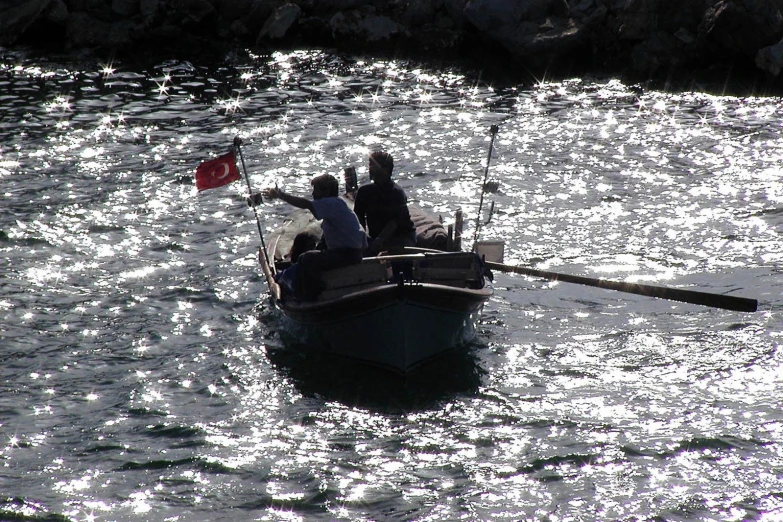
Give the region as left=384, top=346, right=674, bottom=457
left=1, top=47, right=781, bottom=521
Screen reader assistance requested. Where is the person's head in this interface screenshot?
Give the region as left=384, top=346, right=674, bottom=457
left=288, top=230, right=320, bottom=262
left=311, top=174, right=339, bottom=199
left=369, top=151, right=393, bottom=183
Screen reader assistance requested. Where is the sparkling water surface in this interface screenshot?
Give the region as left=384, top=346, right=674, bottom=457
left=1, top=49, right=781, bottom=521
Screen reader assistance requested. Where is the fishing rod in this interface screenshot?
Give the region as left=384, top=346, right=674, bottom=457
left=233, top=136, right=272, bottom=270
left=472, top=124, right=499, bottom=250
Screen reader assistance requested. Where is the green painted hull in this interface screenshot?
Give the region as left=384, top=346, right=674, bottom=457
left=275, top=282, right=491, bottom=373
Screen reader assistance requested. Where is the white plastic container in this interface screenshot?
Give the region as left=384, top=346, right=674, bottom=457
left=474, top=240, right=504, bottom=263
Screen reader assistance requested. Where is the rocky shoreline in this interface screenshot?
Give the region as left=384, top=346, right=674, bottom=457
left=3, top=0, right=783, bottom=94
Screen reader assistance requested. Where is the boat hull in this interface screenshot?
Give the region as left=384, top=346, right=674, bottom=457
left=275, top=283, right=490, bottom=373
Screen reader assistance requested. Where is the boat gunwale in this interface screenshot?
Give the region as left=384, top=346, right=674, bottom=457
left=276, top=280, right=491, bottom=324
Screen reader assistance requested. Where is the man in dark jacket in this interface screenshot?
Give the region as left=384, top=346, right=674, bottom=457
left=352, top=151, right=415, bottom=254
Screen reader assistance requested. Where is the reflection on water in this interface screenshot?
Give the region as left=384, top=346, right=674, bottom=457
left=264, top=339, right=484, bottom=412
left=1, top=47, right=782, bottom=521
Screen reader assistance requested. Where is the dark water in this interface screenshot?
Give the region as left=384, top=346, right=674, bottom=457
left=1, top=48, right=781, bottom=521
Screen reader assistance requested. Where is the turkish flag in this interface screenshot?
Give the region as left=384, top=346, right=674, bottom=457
left=195, top=151, right=240, bottom=191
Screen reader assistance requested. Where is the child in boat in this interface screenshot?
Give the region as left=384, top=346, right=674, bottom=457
left=256, top=174, right=368, bottom=299
left=353, top=151, right=416, bottom=255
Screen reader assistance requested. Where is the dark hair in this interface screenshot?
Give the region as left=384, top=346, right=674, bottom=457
left=311, top=174, right=339, bottom=197
left=370, top=151, right=394, bottom=176
left=288, top=230, right=320, bottom=262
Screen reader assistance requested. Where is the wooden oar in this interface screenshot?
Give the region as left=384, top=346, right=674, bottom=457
left=484, top=261, right=758, bottom=313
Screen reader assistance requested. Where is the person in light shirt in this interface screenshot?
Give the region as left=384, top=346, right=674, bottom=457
left=255, top=174, right=368, bottom=299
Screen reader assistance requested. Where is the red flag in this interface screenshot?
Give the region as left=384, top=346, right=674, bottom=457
left=195, top=151, right=240, bottom=191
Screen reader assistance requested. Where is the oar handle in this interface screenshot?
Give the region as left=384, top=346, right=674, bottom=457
left=485, top=261, right=758, bottom=313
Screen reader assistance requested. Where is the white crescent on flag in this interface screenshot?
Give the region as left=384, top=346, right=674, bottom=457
left=215, top=163, right=230, bottom=180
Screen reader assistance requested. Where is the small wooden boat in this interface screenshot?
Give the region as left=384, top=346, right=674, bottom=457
left=259, top=209, right=493, bottom=374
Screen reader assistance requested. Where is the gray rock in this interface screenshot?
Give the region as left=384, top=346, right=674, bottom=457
left=463, top=0, right=573, bottom=61
left=258, top=3, right=301, bottom=39
left=576, top=2, right=607, bottom=26
left=464, top=0, right=567, bottom=30
left=2, top=0, right=783, bottom=88
left=443, top=0, right=468, bottom=28
left=65, top=12, right=134, bottom=47
left=230, top=18, right=251, bottom=38
left=359, top=15, right=403, bottom=40
left=609, top=0, right=656, bottom=40
left=700, top=0, right=783, bottom=57
left=140, top=0, right=159, bottom=17
left=654, top=0, right=705, bottom=34
left=172, top=0, right=217, bottom=24
left=464, top=0, right=570, bottom=42
left=525, top=23, right=581, bottom=55
left=463, top=0, right=523, bottom=33
left=330, top=10, right=402, bottom=41
left=400, top=0, right=442, bottom=27
left=629, top=30, right=683, bottom=72
left=756, top=38, right=783, bottom=75
left=308, top=0, right=373, bottom=15
left=0, top=0, right=58, bottom=44
left=45, top=0, right=69, bottom=24
left=673, top=27, right=695, bottom=45
left=218, top=0, right=256, bottom=22
left=573, top=0, right=596, bottom=15
left=112, top=0, right=138, bottom=17
left=244, top=2, right=282, bottom=34
left=69, top=0, right=106, bottom=11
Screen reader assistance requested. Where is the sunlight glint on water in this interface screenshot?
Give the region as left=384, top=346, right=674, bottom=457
left=0, top=49, right=781, bottom=520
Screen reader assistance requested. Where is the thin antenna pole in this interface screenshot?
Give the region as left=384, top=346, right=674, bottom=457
left=472, top=124, right=499, bottom=249
left=233, top=136, right=271, bottom=269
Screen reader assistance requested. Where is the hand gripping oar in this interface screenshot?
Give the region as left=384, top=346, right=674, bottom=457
left=484, top=261, right=758, bottom=313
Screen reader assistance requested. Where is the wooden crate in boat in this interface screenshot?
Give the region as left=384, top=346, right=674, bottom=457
left=318, top=261, right=390, bottom=300
left=414, top=267, right=478, bottom=287
left=413, top=253, right=480, bottom=287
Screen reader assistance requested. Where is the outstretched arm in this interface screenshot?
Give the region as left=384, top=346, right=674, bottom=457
left=261, top=187, right=314, bottom=213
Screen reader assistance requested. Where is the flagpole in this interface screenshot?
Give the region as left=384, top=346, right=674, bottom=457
left=233, top=136, right=272, bottom=270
